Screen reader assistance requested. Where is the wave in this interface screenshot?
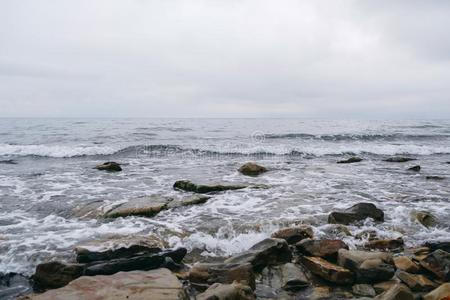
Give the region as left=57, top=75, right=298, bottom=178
left=0, top=144, right=121, bottom=158
left=265, top=133, right=450, bottom=141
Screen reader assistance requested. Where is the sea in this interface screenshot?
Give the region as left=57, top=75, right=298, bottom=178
left=0, top=118, right=449, bottom=278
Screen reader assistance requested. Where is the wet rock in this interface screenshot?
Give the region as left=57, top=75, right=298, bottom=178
left=375, top=284, right=414, bottom=300
left=338, top=249, right=396, bottom=283
left=94, top=162, right=122, bottom=172
left=384, top=157, right=416, bottom=163
left=393, top=256, right=421, bottom=274
left=405, top=247, right=430, bottom=261
left=373, top=279, right=402, bottom=294
left=424, top=241, right=450, bottom=253
left=0, top=272, right=32, bottom=300
left=397, top=271, right=437, bottom=292
left=309, top=286, right=332, bottom=300
left=353, top=284, right=376, bottom=297
left=426, top=176, right=446, bottom=180
left=224, top=238, right=292, bottom=272
left=0, top=159, right=17, bottom=165
left=104, top=196, right=173, bottom=218
left=411, top=210, right=438, bottom=228
left=84, top=248, right=187, bottom=276
left=296, top=239, right=349, bottom=259
left=320, top=224, right=353, bottom=237
left=355, top=229, right=378, bottom=241
left=197, top=282, right=256, bottom=300
left=238, top=162, right=267, bottom=176
left=260, top=263, right=309, bottom=291
left=74, top=236, right=166, bottom=263
left=167, top=195, right=211, bottom=208
left=27, top=269, right=188, bottom=300
left=173, top=180, right=247, bottom=193
left=407, top=165, right=421, bottom=172
left=337, top=157, right=363, bottom=164
left=328, top=203, right=384, bottom=225
left=365, top=238, right=404, bottom=252
left=423, top=283, right=450, bottom=300
left=189, top=263, right=255, bottom=291
left=33, top=261, right=85, bottom=290
left=271, top=225, right=314, bottom=244
left=301, top=256, right=354, bottom=284
left=419, top=249, right=450, bottom=281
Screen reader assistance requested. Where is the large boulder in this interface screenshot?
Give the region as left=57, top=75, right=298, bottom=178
left=224, top=238, right=292, bottom=272
left=419, top=249, right=450, bottom=281
left=337, top=157, right=363, bottom=164
left=27, top=269, right=188, bottom=300
left=197, top=282, right=256, bottom=300
left=301, top=256, right=354, bottom=285
left=271, top=225, right=313, bottom=244
left=189, top=263, right=255, bottom=291
left=295, top=239, right=348, bottom=259
left=374, top=284, right=414, bottom=300
left=238, top=163, right=267, bottom=176
left=337, top=249, right=395, bottom=283
left=173, top=180, right=247, bottom=193
left=383, top=157, right=416, bottom=163
left=397, top=271, right=436, bottom=292
left=33, top=262, right=85, bottom=290
left=94, top=162, right=122, bottom=172
left=104, top=196, right=173, bottom=218
left=260, top=263, right=309, bottom=291
left=328, top=203, right=384, bottom=225
left=423, top=283, right=450, bottom=300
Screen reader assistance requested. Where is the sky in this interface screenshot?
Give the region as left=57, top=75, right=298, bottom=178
left=0, top=0, right=449, bottom=118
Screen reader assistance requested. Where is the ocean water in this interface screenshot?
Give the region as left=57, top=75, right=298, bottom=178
left=0, top=118, right=449, bottom=276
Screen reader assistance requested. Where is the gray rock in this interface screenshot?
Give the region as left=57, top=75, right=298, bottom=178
left=197, top=282, right=256, bottom=300
left=328, top=203, right=384, bottom=225
left=423, top=241, right=450, bottom=253
left=261, top=263, right=309, bottom=291
left=383, top=157, right=416, bottom=163
left=0, top=272, right=32, bottom=300
left=411, top=210, right=437, bottom=228
left=419, top=249, right=450, bottom=281
left=238, top=162, right=267, bottom=176
left=173, top=180, right=247, bottom=193
left=104, top=196, right=173, bottom=218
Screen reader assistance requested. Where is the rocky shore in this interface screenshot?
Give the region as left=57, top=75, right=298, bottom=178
left=3, top=160, right=450, bottom=299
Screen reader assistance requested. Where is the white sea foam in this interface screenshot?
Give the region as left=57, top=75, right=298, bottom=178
left=0, top=144, right=120, bottom=158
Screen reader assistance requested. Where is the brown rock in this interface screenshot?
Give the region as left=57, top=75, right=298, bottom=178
left=375, top=284, right=414, bottom=300
left=352, top=284, right=376, bottom=297
left=397, top=271, right=437, bottom=292
left=238, top=162, right=267, bottom=176
left=271, top=225, right=314, bottom=244
left=373, top=279, right=402, bottom=294
left=296, top=239, right=348, bottom=259
left=420, top=250, right=450, bottom=281
left=328, top=203, right=384, bottom=225
left=393, top=256, right=421, bottom=274
left=33, top=261, right=85, bottom=290
left=301, top=256, right=354, bottom=285
left=197, top=282, right=256, bottom=300
left=189, top=263, right=255, bottom=291
left=365, top=238, right=404, bottom=251
left=423, top=283, right=450, bottom=300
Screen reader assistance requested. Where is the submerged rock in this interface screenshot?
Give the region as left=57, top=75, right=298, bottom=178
left=407, top=165, right=421, bottom=172
left=0, top=159, right=17, bottom=165
left=383, top=157, right=416, bottom=163
left=301, top=256, right=354, bottom=285
left=423, top=283, right=450, bottom=300
left=393, top=256, right=420, bottom=274
left=173, top=180, right=247, bottom=193
left=94, top=162, right=122, bottom=172
left=33, top=262, right=85, bottom=290
left=337, top=157, right=363, bottom=164
left=411, top=210, right=438, bottom=228
left=167, top=195, right=211, bottom=208
left=224, top=238, right=292, bottom=272
left=104, top=196, right=173, bottom=218
left=238, top=162, right=267, bottom=176
left=375, top=284, right=414, bottom=300
left=197, top=282, right=256, bottom=300
left=296, top=239, right=348, bottom=259
left=260, top=263, right=309, bottom=291
left=271, top=225, right=313, bottom=244
left=397, top=271, right=436, bottom=292
left=328, top=203, right=384, bottom=225
left=0, top=272, right=32, bottom=300
left=419, top=249, right=450, bottom=281
left=27, top=269, right=188, bottom=300
left=426, top=175, right=446, bottom=180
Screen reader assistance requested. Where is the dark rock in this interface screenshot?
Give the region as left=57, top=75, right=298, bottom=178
left=328, top=203, right=384, bottom=225
left=365, top=238, right=404, bottom=252
left=423, top=283, right=450, bottom=300
left=411, top=210, right=438, bottom=228
left=423, top=241, right=450, bottom=253
left=0, top=159, right=17, bottom=165
left=167, top=195, right=211, bottom=208
left=352, top=284, right=376, bottom=297
left=104, top=196, right=173, bottom=218
left=338, top=249, right=395, bottom=283
left=383, top=157, right=416, bottom=163
left=301, top=256, right=354, bottom=285
left=407, top=165, right=421, bottom=172
left=33, top=261, right=85, bottom=290
left=296, top=239, right=348, bottom=259
left=337, top=157, right=363, bottom=164
left=397, top=271, right=436, bottom=292
left=426, top=176, right=446, bottom=180
left=419, top=249, right=450, bottom=281
left=94, top=162, right=122, bottom=172
left=173, top=180, right=247, bottom=193
left=393, top=256, right=421, bottom=274
left=271, top=225, right=313, bottom=244
left=238, top=162, right=267, bottom=176
left=224, top=238, right=292, bottom=272
left=0, top=272, right=32, bottom=300
left=260, top=263, right=309, bottom=291
left=189, top=263, right=255, bottom=291
left=197, top=282, right=256, bottom=300
left=374, top=284, right=414, bottom=300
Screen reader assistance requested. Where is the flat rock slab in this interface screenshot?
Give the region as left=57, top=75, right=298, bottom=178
left=423, top=283, right=450, bottom=300
left=301, top=256, right=354, bottom=285
left=174, top=180, right=247, bottom=193
left=397, top=271, right=436, bottom=292
left=104, top=196, right=173, bottom=218
left=296, top=239, right=348, bottom=259
left=260, top=263, right=309, bottom=291
left=26, top=269, right=188, bottom=300
left=189, top=262, right=255, bottom=290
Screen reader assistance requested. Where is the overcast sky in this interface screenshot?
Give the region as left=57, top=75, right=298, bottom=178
left=0, top=0, right=449, bottom=118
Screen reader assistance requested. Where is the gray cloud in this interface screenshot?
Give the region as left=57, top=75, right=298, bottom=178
left=0, top=0, right=449, bottom=118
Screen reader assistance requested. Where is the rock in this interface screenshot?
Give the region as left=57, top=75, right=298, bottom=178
left=224, top=238, right=292, bottom=272
left=328, top=203, right=384, bottom=225
left=84, top=248, right=186, bottom=276
left=0, top=272, right=32, bottom=300
left=296, top=239, right=348, bottom=259
left=260, top=263, right=309, bottom=291
left=411, top=210, right=438, bottom=228
left=189, top=263, right=255, bottom=291
left=104, top=196, right=173, bottom=218
left=197, top=282, right=256, bottom=300
left=94, top=162, right=122, bottom=172
left=338, top=249, right=395, bottom=283
left=373, top=279, right=402, bottom=294
left=337, top=157, right=363, bottom=164
left=301, top=256, right=354, bottom=285
left=167, top=195, right=211, bottom=208
left=33, top=261, right=85, bottom=290
left=74, top=236, right=166, bottom=263
left=393, top=256, right=421, bottom=274
left=426, top=176, right=446, bottom=180
left=384, top=157, right=416, bottom=163
left=419, top=249, right=450, bottom=281
left=0, top=159, right=17, bottom=164
left=353, top=284, right=376, bottom=297
left=407, top=165, right=421, bottom=172
left=271, top=225, right=314, bottom=244
left=423, top=283, right=450, bottom=300
left=397, top=271, right=436, bottom=292
left=27, top=269, right=188, bottom=300
left=424, top=241, right=450, bottom=253
left=320, top=224, right=353, bottom=237
left=309, top=286, right=332, bottom=300
left=238, top=162, right=267, bottom=176
left=365, top=238, right=404, bottom=251
left=375, top=284, right=414, bottom=300
left=173, top=180, right=247, bottom=193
